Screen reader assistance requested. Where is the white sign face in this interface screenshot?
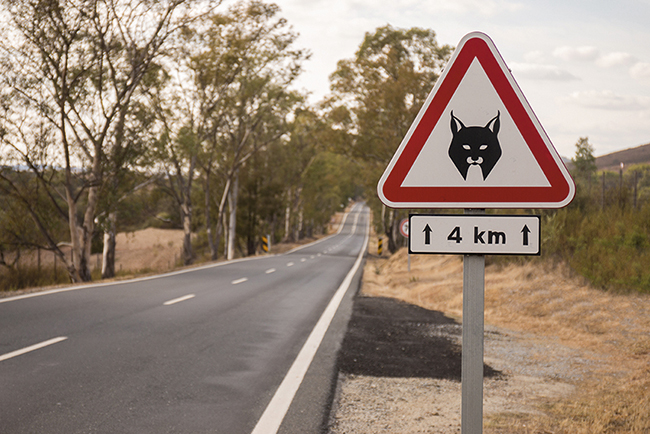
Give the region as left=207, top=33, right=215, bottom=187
left=409, top=214, right=540, bottom=255
left=402, top=59, right=550, bottom=188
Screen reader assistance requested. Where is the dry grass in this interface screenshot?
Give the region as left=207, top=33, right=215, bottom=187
left=1, top=211, right=347, bottom=296
left=364, top=249, right=650, bottom=433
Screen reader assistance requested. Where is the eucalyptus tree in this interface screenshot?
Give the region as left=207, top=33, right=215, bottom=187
left=148, top=0, right=308, bottom=262
left=0, top=0, right=206, bottom=282
left=328, top=25, right=452, bottom=252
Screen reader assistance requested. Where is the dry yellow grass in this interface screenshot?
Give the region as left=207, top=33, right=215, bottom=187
left=364, top=248, right=650, bottom=433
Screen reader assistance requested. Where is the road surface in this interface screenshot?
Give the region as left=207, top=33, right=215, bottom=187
left=0, top=203, right=369, bottom=434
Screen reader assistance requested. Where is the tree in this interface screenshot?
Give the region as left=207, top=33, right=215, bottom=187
left=0, top=0, right=205, bottom=282
left=327, top=25, right=452, bottom=252
left=149, top=0, right=307, bottom=262
left=572, top=136, right=597, bottom=179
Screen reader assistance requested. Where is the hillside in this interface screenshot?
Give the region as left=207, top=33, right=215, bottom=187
left=595, top=142, right=650, bottom=171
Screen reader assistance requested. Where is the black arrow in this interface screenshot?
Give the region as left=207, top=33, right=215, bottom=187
left=521, top=225, right=531, bottom=246
left=423, top=224, right=432, bottom=245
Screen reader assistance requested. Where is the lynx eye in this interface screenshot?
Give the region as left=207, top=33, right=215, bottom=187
left=479, top=144, right=488, bottom=151
left=463, top=144, right=471, bottom=150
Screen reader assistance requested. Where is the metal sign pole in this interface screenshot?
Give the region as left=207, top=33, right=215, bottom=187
left=461, top=209, right=485, bottom=434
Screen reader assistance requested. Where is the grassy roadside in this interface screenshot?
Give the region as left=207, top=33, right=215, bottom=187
left=0, top=211, right=347, bottom=297
left=365, top=248, right=650, bottom=433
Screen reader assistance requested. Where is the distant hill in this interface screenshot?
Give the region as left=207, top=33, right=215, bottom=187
left=595, top=143, right=650, bottom=171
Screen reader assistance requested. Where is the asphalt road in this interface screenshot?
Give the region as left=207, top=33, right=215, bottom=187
left=0, top=204, right=369, bottom=434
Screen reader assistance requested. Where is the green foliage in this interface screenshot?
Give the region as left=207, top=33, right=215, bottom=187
left=0, top=262, right=71, bottom=292
left=326, top=24, right=452, bottom=251
left=545, top=205, right=650, bottom=292
left=539, top=157, right=650, bottom=293
left=572, top=137, right=597, bottom=178
left=301, top=151, right=357, bottom=229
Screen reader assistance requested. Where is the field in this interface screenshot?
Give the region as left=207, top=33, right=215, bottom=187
left=0, top=213, right=344, bottom=296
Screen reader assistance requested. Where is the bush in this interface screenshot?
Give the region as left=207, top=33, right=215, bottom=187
left=544, top=203, right=650, bottom=293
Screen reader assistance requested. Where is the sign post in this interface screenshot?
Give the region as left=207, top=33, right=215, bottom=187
left=461, top=209, right=486, bottom=433
left=376, top=31, right=575, bottom=434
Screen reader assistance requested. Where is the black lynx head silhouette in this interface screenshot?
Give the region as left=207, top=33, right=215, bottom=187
left=448, top=111, right=502, bottom=181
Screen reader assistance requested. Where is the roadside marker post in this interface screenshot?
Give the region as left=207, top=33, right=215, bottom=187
left=377, top=31, right=575, bottom=433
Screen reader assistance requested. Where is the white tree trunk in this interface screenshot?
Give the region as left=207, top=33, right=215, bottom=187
left=284, top=200, right=291, bottom=242
left=101, top=211, right=117, bottom=278
left=227, top=173, right=239, bottom=260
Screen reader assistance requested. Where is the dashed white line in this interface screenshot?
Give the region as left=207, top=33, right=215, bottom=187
left=266, top=268, right=276, bottom=274
left=163, top=294, right=196, bottom=306
left=0, top=337, right=68, bottom=362
left=286, top=262, right=294, bottom=267
left=232, top=277, right=249, bottom=285
left=300, top=258, right=306, bottom=262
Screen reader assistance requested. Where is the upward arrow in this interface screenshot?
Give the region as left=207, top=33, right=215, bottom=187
left=423, top=224, right=432, bottom=245
left=521, top=225, right=531, bottom=246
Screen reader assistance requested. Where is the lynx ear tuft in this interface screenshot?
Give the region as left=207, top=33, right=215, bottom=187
left=486, top=111, right=500, bottom=135
left=450, top=111, right=466, bottom=136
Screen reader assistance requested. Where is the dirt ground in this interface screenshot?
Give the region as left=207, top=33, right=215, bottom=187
left=328, top=249, right=650, bottom=433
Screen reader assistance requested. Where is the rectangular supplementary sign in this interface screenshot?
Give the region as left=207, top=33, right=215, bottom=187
left=409, top=214, right=541, bottom=255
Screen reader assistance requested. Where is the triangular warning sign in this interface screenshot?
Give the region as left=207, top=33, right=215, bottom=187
left=377, top=32, right=575, bottom=209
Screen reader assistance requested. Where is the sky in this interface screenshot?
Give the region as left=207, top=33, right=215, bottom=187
left=225, top=0, right=650, bottom=158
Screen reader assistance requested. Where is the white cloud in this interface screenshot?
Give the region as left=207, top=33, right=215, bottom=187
left=630, top=62, right=650, bottom=79
left=553, top=46, right=600, bottom=62
left=523, top=50, right=546, bottom=63
left=596, top=51, right=637, bottom=68
left=563, top=90, right=650, bottom=111
left=349, top=0, right=524, bottom=16
left=511, top=63, right=579, bottom=81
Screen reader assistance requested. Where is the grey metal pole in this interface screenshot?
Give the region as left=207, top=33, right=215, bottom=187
left=462, top=209, right=486, bottom=434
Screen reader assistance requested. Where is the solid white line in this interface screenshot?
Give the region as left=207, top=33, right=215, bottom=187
left=250, top=208, right=369, bottom=434
left=163, top=294, right=195, bottom=306
left=231, top=277, right=248, bottom=285
left=265, top=268, right=276, bottom=274
left=0, top=337, right=68, bottom=362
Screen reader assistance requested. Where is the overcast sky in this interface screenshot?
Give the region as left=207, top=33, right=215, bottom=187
left=225, top=0, right=650, bottom=157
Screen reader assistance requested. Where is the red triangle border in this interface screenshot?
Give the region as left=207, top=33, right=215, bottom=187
left=378, top=33, right=575, bottom=208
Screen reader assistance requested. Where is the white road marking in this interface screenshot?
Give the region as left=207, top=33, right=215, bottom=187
left=286, top=262, right=294, bottom=267
left=231, top=277, right=248, bottom=285
left=251, top=209, right=369, bottom=434
left=0, top=337, right=68, bottom=362
left=265, top=268, right=276, bottom=274
left=300, top=258, right=306, bottom=262
left=163, top=294, right=196, bottom=306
